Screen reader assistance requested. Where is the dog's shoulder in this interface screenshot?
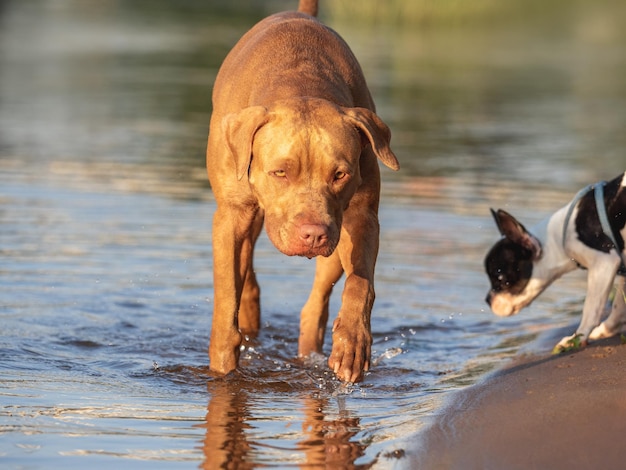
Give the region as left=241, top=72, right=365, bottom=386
left=607, top=173, right=626, bottom=248
left=574, top=172, right=626, bottom=254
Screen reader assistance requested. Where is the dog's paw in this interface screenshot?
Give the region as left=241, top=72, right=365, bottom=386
left=589, top=322, right=613, bottom=341
left=329, top=318, right=371, bottom=383
left=552, top=333, right=586, bottom=354
left=208, top=327, right=243, bottom=375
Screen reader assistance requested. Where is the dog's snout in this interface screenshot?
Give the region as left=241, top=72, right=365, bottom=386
left=485, top=292, right=493, bottom=306
left=298, top=223, right=329, bottom=247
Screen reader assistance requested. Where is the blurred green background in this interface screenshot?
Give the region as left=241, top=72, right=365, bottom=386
left=1, top=0, right=624, bottom=195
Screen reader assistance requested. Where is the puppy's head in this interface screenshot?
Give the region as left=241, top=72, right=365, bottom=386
left=484, top=209, right=544, bottom=316
left=222, top=98, right=399, bottom=258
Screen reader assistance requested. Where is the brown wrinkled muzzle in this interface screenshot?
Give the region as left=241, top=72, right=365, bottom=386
left=263, top=192, right=342, bottom=258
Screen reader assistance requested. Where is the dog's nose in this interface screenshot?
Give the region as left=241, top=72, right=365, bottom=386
left=298, top=224, right=329, bottom=247
left=485, top=292, right=493, bottom=306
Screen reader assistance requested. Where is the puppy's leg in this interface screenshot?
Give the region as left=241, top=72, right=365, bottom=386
left=298, top=249, right=344, bottom=359
left=209, top=204, right=258, bottom=375
left=555, top=256, right=620, bottom=352
left=589, top=276, right=626, bottom=340
left=238, top=210, right=264, bottom=338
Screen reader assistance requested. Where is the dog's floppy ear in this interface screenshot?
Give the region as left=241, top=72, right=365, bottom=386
left=491, top=208, right=542, bottom=260
left=343, top=107, right=400, bottom=171
left=222, top=106, right=269, bottom=181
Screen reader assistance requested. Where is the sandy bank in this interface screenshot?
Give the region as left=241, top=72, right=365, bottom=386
left=404, top=334, right=626, bottom=469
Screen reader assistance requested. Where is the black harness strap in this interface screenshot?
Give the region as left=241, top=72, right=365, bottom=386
left=562, top=181, right=626, bottom=274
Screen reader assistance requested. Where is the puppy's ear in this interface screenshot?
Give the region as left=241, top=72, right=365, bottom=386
left=491, top=209, right=542, bottom=260
left=343, top=107, right=400, bottom=171
left=222, top=106, right=269, bottom=180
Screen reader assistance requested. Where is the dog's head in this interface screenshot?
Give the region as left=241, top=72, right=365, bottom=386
left=484, top=209, right=546, bottom=316
left=221, top=98, right=399, bottom=258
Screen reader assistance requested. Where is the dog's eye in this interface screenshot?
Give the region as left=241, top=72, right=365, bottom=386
left=334, top=171, right=346, bottom=181
left=272, top=170, right=286, bottom=178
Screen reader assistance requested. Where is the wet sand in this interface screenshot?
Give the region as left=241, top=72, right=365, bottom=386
left=406, top=333, right=626, bottom=469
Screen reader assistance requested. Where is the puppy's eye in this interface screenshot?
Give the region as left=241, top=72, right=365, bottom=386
left=272, top=170, right=286, bottom=178
left=334, top=171, right=347, bottom=181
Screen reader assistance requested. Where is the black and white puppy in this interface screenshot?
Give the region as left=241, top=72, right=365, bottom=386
left=485, top=172, right=626, bottom=352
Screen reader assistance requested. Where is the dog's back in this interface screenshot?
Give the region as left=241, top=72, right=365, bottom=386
left=211, top=3, right=373, bottom=116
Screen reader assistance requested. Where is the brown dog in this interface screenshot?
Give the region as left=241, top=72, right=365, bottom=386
left=206, top=0, right=399, bottom=382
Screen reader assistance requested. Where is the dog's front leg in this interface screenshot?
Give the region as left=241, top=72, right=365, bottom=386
left=298, top=249, right=343, bottom=360
left=209, top=203, right=258, bottom=375
left=329, top=204, right=379, bottom=383
left=238, top=209, right=264, bottom=337
left=555, top=256, right=620, bottom=352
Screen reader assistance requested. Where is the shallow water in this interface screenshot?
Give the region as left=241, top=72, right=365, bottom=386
left=1, top=1, right=624, bottom=468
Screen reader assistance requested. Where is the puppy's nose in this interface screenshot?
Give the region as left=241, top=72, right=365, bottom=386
left=485, top=292, right=493, bottom=306
left=298, top=224, right=329, bottom=248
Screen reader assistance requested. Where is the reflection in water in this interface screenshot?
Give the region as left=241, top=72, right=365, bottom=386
left=202, top=380, right=254, bottom=469
left=201, top=376, right=371, bottom=469
left=298, top=396, right=366, bottom=468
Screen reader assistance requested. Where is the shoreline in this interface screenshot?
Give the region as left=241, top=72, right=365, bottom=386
left=403, top=333, right=626, bottom=469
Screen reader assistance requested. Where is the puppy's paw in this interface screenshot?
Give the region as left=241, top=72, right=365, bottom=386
left=589, top=322, right=613, bottom=341
left=552, top=333, right=586, bottom=354
left=329, top=318, right=371, bottom=383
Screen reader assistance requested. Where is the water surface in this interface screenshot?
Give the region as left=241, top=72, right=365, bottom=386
left=1, top=0, right=624, bottom=468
